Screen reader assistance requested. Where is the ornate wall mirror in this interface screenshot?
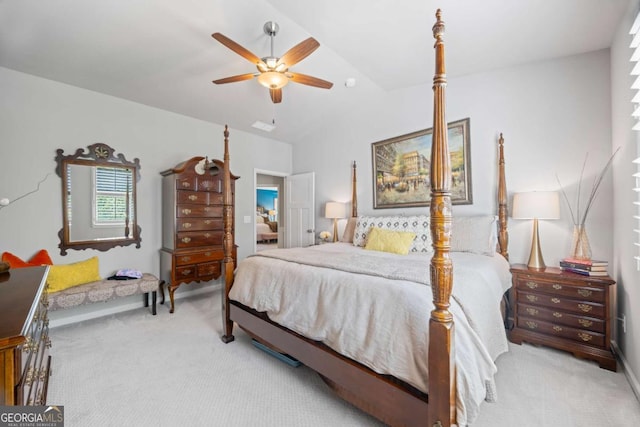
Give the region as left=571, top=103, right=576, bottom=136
left=55, top=143, right=142, bottom=255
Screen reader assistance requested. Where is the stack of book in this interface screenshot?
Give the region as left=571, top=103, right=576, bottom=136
left=559, top=258, right=609, bottom=276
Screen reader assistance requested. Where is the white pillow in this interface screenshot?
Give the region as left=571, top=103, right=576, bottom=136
left=450, top=215, right=498, bottom=256
left=353, top=215, right=432, bottom=253
left=256, top=215, right=265, bottom=223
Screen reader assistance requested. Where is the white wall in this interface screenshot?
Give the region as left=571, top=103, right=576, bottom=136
left=611, top=0, right=640, bottom=397
left=0, top=66, right=292, bottom=278
left=294, top=50, right=614, bottom=269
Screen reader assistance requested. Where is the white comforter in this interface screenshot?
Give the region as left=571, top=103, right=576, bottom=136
left=229, top=243, right=512, bottom=425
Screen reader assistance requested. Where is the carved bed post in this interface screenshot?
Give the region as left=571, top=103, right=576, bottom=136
left=351, top=161, right=358, bottom=217
left=428, top=10, right=456, bottom=427
left=221, top=125, right=235, bottom=343
left=498, top=133, right=509, bottom=260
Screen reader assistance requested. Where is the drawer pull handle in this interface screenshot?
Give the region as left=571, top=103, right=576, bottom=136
left=181, top=182, right=191, bottom=188
left=180, top=256, right=191, bottom=262
left=551, top=298, right=561, bottom=304
left=578, top=319, right=593, bottom=328
left=525, top=321, right=538, bottom=329
left=577, top=289, right=592, bottom=297
left=525, top=281, right=538, bottom=289
left=578, top=332, right=593, bottom=342
left=204, top=233, right=212, bottom=238
left=183, top=222, right=192, bottom=229
left=552, top=284, right=562, bottom=290
left=181, top=237, right=191, bottom=243
left=578, top=304, right=593, bottom=313
left=205, top=252, right=212, bottom=257
left=181, top=269, right=192, bottom=276
left=552, top=312, right=563, bottom=318
left=181, top=208, right=192, bottom=215
left=525, top=308, right=539, bottom=316
left=553, top=326, right=563, bottom=332
left=205, top=220, right=213, bottom=225
left=188, top=195, right=198, bottom=201
left=204, top=207, right=212, bottom=212
left=526, top=295, right=538, bottom=303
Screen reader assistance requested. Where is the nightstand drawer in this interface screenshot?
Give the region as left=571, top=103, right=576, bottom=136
left=516, top=317, right=605, bottom=347
left=518, top=303, right=605, bottom=333
left=519, top=291, right=605, bottom=318
left=516, top=277, right=605, bottom=303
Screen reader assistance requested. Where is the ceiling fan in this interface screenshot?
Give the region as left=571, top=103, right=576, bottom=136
left=212, top=21, right=333, bottom=104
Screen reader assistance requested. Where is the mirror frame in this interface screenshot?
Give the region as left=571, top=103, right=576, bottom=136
left=55, top=143, right=142, bottom=255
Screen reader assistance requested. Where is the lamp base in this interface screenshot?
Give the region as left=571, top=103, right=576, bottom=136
left=332, top=219, right=339, bottom=242
left=527, top=218, right=546, bottom=269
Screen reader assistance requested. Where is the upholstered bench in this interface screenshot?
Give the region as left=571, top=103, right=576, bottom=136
left=48, top=273, right=164, bottom=315
left=257, top=231, right=278, bottom=242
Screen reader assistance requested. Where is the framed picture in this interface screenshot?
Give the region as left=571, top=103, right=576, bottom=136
left=372, top=118, right=472, bottom=209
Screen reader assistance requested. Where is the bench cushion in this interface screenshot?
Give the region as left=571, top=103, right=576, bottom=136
left=48, top=273, right=160, bottom=311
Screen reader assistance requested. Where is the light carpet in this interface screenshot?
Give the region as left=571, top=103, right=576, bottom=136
left=47, top=288, right=640, bottom=427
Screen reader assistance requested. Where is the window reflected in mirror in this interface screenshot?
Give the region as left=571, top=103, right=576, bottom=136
left=55, top=143, right=141, bottom=255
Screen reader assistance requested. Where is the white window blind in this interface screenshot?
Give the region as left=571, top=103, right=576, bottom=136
left=93, top=166, right=132, bottom=225
left=631, top=12, right=640, bottom=269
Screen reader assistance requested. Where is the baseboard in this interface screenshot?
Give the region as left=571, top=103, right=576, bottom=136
left=612, top=341, right=640, bottom=403
left=49, top=282, right=220, bottom=328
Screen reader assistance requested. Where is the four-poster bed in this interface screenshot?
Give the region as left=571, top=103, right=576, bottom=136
left=218, top=10, right=510, bottom=427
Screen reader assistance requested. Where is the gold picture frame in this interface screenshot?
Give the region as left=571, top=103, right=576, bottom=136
left=372, top=118, right=472, bottom=209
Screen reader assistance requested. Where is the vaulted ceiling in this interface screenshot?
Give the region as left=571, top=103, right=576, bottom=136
left=0, top=0, right=630, bottom=144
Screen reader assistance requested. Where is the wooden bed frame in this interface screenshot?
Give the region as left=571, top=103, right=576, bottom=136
left=218, top=10, right=509, bottom=427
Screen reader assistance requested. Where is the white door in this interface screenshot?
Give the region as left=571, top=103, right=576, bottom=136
left=285, top=172, right=315, bottom=248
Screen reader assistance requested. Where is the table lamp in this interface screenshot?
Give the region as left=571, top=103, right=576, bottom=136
left=325, top=202, right=346, bottom=242
left=512, top=191, right=560, bottom=269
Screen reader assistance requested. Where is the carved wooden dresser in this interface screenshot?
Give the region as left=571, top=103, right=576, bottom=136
left=160, top=157, right=238, bottom=313
left=0, top=266, right=51, bottom=405
left=508, top=264, right=616, bottom=371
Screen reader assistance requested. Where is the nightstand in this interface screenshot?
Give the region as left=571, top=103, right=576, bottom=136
left=508, top=264, right=616, bottom=371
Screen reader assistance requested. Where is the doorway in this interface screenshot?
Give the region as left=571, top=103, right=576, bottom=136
left=256, top=172, right=285, bottom=252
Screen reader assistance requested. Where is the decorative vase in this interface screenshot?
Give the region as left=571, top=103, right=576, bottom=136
left=570, top=225, right=592, bottom=261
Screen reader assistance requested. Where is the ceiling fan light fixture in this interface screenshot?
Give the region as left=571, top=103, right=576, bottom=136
left=264, top=57, right=278, bottom=69
left=257, top=71, right=289, bottom=89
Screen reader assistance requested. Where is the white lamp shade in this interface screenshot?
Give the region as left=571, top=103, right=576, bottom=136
left=325, top=202, right=346, bottom=219
left=512, top=191, right=560, bottom=220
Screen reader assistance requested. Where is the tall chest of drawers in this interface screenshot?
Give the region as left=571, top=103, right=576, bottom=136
left=508, top=264, right=616, bottom=371
left=0, top=266, right=52, bottom=405
left=160, top=157, right=238, bottom=313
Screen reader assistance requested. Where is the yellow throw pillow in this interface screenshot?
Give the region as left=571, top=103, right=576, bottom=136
left=47, top=256, right=101, bottom=293
left=364, top=227, right=416, bottom=255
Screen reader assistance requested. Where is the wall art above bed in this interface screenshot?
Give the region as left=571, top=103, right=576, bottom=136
left=371, top=117, right=472, bottom=209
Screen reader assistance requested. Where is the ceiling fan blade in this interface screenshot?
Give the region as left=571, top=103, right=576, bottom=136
left=269, top=88, right=282, bottom=104
left=276, top=37, right=320, bottom=68
left=288, top=72, right=333, bottom=89
left=212, top=73, right=256, bottom=84
left=212, top=33, right=263, bottom=65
